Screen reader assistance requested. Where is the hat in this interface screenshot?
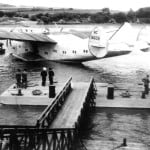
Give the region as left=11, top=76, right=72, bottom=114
left=43, top=67, right=47, bottom=71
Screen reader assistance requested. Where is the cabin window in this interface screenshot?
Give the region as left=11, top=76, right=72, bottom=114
left=25, top=49, right=28, bottom=52
left=63, top=51, right=66, bottom=54
left=45, top=52, right=48, bottom=55
left=83, top=50, right=88, bottom=53
left=73, top=50, right=76, bottom=54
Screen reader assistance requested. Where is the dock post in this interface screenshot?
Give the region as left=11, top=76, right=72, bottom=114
left=122, top=138, right=127, bottom=146
left=107, top=84, right=114, bottom=99
left=49, top=85, right=56, bottom=98
left=17, top=88, right=22, bottom=96
left=141, top=91, right=146, bottom=99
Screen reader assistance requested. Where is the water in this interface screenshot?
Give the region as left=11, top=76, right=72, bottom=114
left=1, top=52, right=150, bottom=145
left=1, top=24, right=150, bottom=146
left=81, top=108, right=150, bottom=146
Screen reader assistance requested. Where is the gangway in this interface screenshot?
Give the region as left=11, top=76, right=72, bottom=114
left=0, top=77, right=97, bottom=150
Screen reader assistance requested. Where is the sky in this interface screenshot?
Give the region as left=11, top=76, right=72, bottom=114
left=0, top=0, right=150, bottom=11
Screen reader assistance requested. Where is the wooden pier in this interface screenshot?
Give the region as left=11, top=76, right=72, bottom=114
left=95, top=82, right=150, bottom=108
left=0, top=81, right=65, bottom=105
left=0, top=77, right=96, bottom=150
left=0, top=78, right=149, bottom=150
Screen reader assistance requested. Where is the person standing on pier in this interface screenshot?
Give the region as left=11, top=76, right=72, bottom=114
left=48, top=67, right=54, bottom=85
left=41, top=67, right=47, bottom=86
left=22, top=69, right=28, bottom=88
left=16, top=69, right=22, bottom=88
left=142, top=75, right=149, bottom=94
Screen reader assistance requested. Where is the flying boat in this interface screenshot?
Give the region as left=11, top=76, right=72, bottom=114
left=0, top=22, right=145, bottom=63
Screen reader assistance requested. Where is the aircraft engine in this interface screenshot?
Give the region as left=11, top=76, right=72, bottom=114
left=88, top=27, right=107, bottom=58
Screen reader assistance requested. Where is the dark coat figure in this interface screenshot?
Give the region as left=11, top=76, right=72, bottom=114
left=48, top=68, right=54, bottom=85
left=22, top=69, right=27, bottom=88
left=16, top=69, right=22, bottom=88
left=41, top=67, right=47, bottom=86
left=142, top=75, right=149, bottom=94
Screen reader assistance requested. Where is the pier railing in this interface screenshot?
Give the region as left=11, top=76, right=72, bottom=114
left=75, top=77, right=97, bottom=131
left=0, top=128, right=76, bottom=150
left=36, top=77, right=72, bottom=128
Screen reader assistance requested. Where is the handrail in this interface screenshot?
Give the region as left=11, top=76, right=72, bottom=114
left=36, top=77, right=72, bottom=127
left=0, top=128, right=75, bottom=133
left=82, top=77, right=95, bottom=101
left=74, top=77, right=96, bottom=129
left=0, top=125, right=36, bottom=128
left=85, top=77, right=96, bottom=105
left=0, top=128, right=75, bottom=139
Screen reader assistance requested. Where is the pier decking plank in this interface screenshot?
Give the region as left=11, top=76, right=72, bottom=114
left=50, top=82, right=89, bottom=129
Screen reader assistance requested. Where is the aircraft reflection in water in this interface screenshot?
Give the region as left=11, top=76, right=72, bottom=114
left=0, top=22, right=148, bottom=63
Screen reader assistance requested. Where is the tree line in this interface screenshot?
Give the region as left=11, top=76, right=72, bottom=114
left=1, top=7, right=150, bottom=24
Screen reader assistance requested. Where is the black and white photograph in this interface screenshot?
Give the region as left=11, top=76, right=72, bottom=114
left=0, top=0, right=150, bottom=149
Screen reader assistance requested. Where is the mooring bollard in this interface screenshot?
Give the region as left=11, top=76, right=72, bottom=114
left=107, top=84, right=114, bottom=99
left=122, top=138, right=127, bottom=146
left=141, top=91, right=146, bottom=99
left=49, top=85, right=56, bottom=98
left=18, top=88, right=22, bottom=96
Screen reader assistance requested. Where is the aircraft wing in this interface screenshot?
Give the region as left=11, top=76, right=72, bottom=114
left=0, top=30, right=57, bottom=43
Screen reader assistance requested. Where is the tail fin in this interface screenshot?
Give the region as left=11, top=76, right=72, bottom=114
left=88, top=23, right=134, bottom=58
left=89, top=27, right=107, bottom=47
left=109, top=22, right=150, bottom=52
left=88, top=27, right=107, bottom=58
left=109, top=22, right=137, bottom=45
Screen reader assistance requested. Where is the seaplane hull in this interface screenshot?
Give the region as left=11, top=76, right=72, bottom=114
left=0, top=22, right=144, bottom=63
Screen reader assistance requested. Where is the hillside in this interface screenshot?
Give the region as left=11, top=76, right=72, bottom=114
left=0, top=3, right=15, bottom=8
left=0, top=2, right=120, bottom=14
left=0, top=3, right=150, bottom=24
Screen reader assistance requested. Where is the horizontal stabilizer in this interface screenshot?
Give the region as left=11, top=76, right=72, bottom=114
left=137, top=26, right=150, bottom=44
